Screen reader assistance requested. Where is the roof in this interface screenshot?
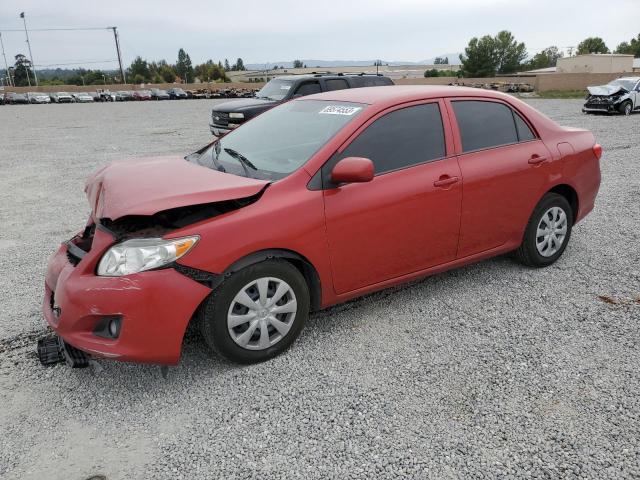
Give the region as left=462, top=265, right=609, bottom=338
left=524, top=66, right=557, bottom=74
left=564, top=53, right=634, bottom=58
left=301, top=85, right=513, bottom=106
left=273, top=73, right=387, bottom=81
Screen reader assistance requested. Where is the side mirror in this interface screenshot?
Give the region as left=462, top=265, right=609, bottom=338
left=330, top=157, right=374, bottom=184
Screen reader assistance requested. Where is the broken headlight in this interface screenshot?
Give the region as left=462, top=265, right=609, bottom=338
left=97, top=236, right=199, bottom=276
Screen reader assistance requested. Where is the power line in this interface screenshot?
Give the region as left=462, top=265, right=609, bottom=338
left=0, top=27, right=113, bottom=32
left=36, top=59, right=118, bottom=68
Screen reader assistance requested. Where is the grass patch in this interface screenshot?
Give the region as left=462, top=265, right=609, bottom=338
left=537, top=90, right=586, bottom=99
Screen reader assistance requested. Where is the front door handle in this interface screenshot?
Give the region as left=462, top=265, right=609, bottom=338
left=433, top=175, right=459, bottom=188
left=528, top=154, right=547, bottom=165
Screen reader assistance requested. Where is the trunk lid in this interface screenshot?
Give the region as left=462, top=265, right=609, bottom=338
left=85, top=156, right=269, bottom=221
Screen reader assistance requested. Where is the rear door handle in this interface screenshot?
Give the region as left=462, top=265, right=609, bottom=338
left=528, top=155, right=547, bottom=165
left=433, top=176, right=459, bottom=187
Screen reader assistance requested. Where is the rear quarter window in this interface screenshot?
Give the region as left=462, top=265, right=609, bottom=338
left=513, top=112, right=536, bottom=142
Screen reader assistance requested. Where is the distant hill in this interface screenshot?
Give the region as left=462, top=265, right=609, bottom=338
left=246, top=55, right=462, bottom=70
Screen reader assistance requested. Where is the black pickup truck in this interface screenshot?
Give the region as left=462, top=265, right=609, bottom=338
left=209, top=73, right=394, bottom=136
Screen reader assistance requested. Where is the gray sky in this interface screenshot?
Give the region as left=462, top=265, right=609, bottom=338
left=0, top=0, right=638, bottom=69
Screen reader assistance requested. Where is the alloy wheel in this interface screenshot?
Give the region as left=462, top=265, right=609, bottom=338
left=227, top=277, right=297, bottom=350
left=535, top=207, right=568, bottom=257
left=625, top=103, right=632, bottom=116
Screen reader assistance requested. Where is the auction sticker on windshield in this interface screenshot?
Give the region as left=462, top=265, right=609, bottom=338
left=319, top=105, right=362, bottom=115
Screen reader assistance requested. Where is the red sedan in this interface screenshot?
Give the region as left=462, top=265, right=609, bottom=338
left=132, top=89, right=152, bottom=101
left=42, top=86, right=601, bottom=366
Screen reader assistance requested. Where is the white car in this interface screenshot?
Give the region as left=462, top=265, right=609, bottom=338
left=72, top=92, right=94, bottom=103
left=28, top=92, right=51, bottom=104
left=583, top=77, right=640, bottom=115
left=50, top=92, right=75, bottom=103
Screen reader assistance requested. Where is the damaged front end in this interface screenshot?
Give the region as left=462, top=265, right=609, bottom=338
left=583, top=85, right=630, bottom=114
left=41, top=155, right=271, bottom=366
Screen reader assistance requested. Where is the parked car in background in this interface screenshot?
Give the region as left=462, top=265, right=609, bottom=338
left=115, top=91, right=134, bottom=102
left=583, top=77, right=640, bottom=115
left=151, top=88, right=170, bottom=100
left=50, top=92, right=75, bottom=103
left=40, top=86, right=602, bottom=367
left=4, top=92, right=29, bottom=104
left=96, top=89, right=115, bottom=102
left=132, top=90, right=152, bottom=101
left=28, top=92, right=51, bottom=104
left=168, top=87, right=188, bottom=99
left=72, top=92, right=94, bottom=103
left=87, top=92, right=102, bottom=102
left=209, top=73, right=393, bottom=136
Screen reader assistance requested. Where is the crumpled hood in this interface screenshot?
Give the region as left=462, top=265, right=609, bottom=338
left=587, top=85, right=627, bottom=96
left=85, top=156, right=269, bottom=221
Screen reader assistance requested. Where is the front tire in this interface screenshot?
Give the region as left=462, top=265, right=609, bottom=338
left=198, top=260, right=309, bottom=364
left=514, top=193, right=573, bottom=268
left=620, top=101, right=632, bottom=116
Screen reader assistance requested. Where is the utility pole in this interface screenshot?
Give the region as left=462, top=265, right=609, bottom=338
left=20, top=12, right=38, bottom=86
left=111, top=27, right=126, bottom=84
left=0, top=32, right=12, bottom=87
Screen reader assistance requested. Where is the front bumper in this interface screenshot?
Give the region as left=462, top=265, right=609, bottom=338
left=582, top=103, right=617, bottom=113
left=43, top=226, right=212, bottom=364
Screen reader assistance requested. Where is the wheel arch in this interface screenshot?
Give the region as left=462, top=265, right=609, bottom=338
left=221, top=249, right=322, bottom=312
left=547, top=184, right=579, bottom=222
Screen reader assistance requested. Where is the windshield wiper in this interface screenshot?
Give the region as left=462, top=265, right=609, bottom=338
left=211, top=142, right=226, bottom=172
left=223, top=147, right=257, bottom=177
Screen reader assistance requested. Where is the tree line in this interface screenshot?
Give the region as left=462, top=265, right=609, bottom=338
left=5, top=48, right=249, bottom=87
left=457, top=31, right=640, bottom=78
left=5, top=33, right=640, bottom=86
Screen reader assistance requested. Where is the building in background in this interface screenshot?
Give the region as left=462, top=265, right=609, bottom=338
left=556, top=54, right=634, bottom=74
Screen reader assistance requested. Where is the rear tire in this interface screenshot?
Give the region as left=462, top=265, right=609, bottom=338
left=198, top=260, right=309, bottom=364
left=514, top=193, right=573, bottom=268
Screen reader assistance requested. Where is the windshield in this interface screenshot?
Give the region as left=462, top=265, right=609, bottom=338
left=255, top=79, right=295, bottom=101
left=608, top=79, right=637, bottom=91
left=187, top=100, right=366, bottom=180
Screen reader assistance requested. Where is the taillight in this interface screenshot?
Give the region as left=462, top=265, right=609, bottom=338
left=593, top=143, right=603, bottom=160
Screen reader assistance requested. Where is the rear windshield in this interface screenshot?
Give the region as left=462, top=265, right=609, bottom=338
left=255, top=79, right=295, bottom=101
left=188, top=100, right=366, bottom=180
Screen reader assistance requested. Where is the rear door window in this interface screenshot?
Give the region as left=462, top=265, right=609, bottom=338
left=452, top=100, right=518, bottom=152
left=294, top=81, right=322, bottom=96
left=325, top=79, right=349, bottom=91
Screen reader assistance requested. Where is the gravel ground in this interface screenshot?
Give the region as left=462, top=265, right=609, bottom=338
left=1, top=99, right=639, bottom=480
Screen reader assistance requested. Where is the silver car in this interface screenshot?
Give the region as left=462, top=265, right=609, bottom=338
left=583, top=77, right=640, bottom=115
left=28, top=92, right=51, bottom=104
left=72, top=92, right=94, bottom=103
left=50, top=92, right=75, bottom=103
